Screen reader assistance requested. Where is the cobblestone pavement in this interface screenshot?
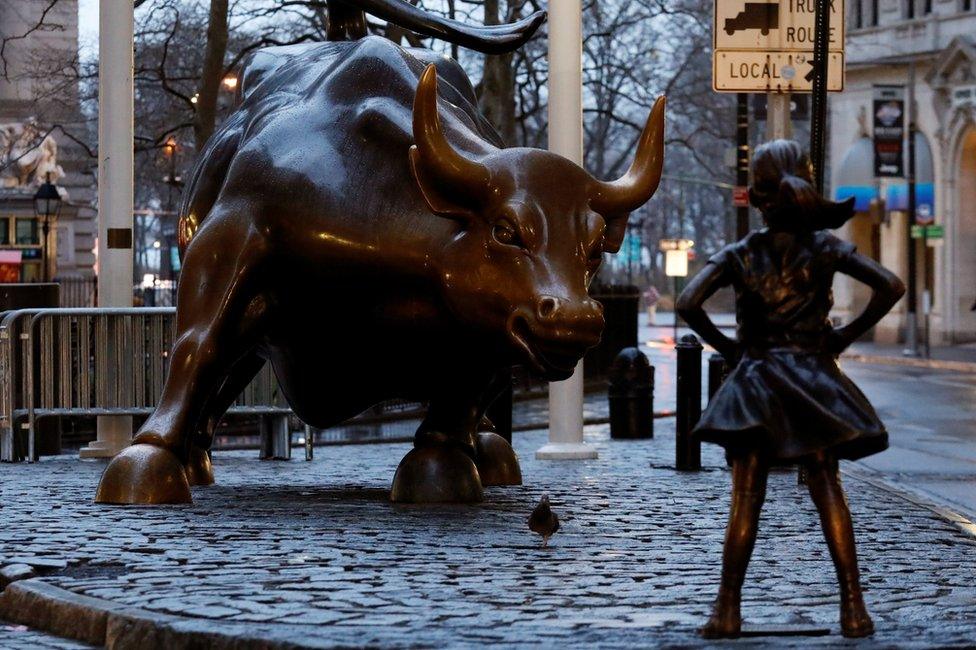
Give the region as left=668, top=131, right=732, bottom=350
left=2, top=423, right=976, bottom=648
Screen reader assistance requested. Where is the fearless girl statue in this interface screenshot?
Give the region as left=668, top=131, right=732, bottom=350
left=677, top=140, right=906, bottom=639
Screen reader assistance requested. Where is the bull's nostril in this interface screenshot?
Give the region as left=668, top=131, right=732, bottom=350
left=538, top=296, right=559, bottom=320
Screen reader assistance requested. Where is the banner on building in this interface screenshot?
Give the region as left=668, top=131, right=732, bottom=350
left=873, top=85, right=905, bottom=177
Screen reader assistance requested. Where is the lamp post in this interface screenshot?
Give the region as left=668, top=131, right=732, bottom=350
left=160, top=138, right=183, bottom=282
left=33, top=173, right=62, bottom=282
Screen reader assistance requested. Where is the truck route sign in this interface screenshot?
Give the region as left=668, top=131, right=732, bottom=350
left=713, top=0, right=845, bottom=93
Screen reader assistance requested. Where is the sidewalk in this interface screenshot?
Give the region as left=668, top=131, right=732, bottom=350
left=3, top=423, right=976, bottom=648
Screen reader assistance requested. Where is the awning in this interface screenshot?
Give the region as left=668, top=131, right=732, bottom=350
left=834, top=136, right=877, bottom=211
left=834, top=132, right=935, bottom=219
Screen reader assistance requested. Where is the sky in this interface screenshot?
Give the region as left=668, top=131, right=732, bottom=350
left=78, top=0, right=98, bottom=60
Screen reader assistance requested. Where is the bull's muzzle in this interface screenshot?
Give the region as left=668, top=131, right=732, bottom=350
left=507, top=295, right=605, bottom=378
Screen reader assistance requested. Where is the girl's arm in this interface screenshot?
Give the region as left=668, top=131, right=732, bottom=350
left=676, top=262, right=738, bottom=362
left=830, top=252, right=906, bottom=353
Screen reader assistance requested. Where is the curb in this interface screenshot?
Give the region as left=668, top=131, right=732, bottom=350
left=0, top=579, right=309, bottom=649
left=841, top=352, right=976, bottom=373
left=842, top=464, right=976, bottom=539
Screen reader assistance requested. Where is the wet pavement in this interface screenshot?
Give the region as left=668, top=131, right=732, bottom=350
left=3, top=312, right=975, bottom=648
left=2, top=421, right=976, bottom=648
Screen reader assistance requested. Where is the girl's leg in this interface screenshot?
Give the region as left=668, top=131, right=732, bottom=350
left=804, top=451, right=874, bottom=638
left=702, top=448, right=769, bottom=638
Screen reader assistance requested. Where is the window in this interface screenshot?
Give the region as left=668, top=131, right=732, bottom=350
left=906, top=0, right=915, bottom=19
left=15, top=218, right=38, bottom=245
left=924, top=0, right=932, bottom=13
left=855, top=0, right=864, bottom=27
left=871, top=0, right=879, bottom=24
left=964, top=0, right=973, bottom=12
left=0, top=217, right=9, bottom=245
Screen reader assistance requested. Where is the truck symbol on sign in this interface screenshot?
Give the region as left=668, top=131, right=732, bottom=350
left=724, top=2, right=780, bottom=35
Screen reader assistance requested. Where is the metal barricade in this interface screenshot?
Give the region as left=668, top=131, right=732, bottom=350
left=0, top=308, right=291, bottom=462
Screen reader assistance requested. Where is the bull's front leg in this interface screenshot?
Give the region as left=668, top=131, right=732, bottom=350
left=94, top=211, right=267, bottom=505
left=390, top=369, right=521, bottom=503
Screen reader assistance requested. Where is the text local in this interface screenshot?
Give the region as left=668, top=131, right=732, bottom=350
left=728, top=60, right=793, bottom=80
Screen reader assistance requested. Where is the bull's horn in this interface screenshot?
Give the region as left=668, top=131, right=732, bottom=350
left=411, top=64, right=491, bottom=198
left=590, top=96, right=666, bottom=216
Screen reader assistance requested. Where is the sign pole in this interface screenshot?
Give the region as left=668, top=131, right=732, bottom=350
left=905, top=60, right=920, bottom=356
left=810, top=0, right=831, bottom=191
left=536, top=0, right=596, bottom=461
left=736, top=93, right=751, bottom=239
left=766, top=93, right=792, bottom=140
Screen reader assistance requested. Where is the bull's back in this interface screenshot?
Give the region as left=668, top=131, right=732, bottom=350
left=179, top=37, right=495, bottom=253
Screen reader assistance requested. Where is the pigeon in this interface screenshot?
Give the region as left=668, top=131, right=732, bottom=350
left=528, top=494, right=560, bottom=547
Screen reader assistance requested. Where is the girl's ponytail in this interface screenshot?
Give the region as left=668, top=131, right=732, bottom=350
left=749, top=140, right=855, bottom=232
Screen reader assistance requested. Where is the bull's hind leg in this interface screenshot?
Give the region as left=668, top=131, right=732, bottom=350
left=390, top=377, right=489, bottom=504
left=96, top=212, right=268, bottom=504
left=474, top=370, right=522, bottom=487
left=185, top=353, right=267, bottom=487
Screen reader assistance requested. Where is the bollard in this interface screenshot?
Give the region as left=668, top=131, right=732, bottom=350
left=707, top=353, right=730, bottom=401
left=608, top=347, right=655, bottom=439
left=260, top=414, right=292, bottom=460
left=676, top=334, right=703, bottom=470
left=304, top=423, right=314, bottom=461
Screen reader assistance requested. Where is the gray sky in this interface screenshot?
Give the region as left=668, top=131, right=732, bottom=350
left=78, top=0, right=98, bottom=59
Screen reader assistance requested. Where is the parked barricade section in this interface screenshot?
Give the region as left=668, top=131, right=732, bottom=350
left=0, top=308, right=291, bottom=462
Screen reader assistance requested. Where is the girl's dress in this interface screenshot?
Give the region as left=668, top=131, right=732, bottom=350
left=694, top=228, right=888, bottom=463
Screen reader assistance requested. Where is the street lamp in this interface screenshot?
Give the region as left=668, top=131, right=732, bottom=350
left=33, top=172, right=62, bottom=282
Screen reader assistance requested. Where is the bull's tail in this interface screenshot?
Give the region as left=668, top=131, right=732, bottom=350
left=177, top=111, right=246, bottom=257
left=327, top=0, right=545, bottom=54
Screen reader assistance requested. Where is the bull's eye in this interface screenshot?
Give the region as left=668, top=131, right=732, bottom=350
left=492, top=221, right=523, bottom=248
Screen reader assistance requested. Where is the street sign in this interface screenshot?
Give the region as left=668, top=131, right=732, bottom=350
left=659, top=238, right=695, bottom=252
left=714, top=51, right=843, bottom=92
left=873, top=85, right=904, bottom=177
left=910, top=224, right=944, bottom=240
left=733, top=186, right=750, bottom=207
left=713, top=0, right=845, bottom=93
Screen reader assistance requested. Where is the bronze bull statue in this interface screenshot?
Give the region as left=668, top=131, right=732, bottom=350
left=95, top=12, right=665, bottom=506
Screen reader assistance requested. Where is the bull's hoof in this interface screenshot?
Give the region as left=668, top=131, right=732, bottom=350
left=475, top=431, right=522, bottom=487
left=390, top=445, right=484, bottom=503
left=95, top=444, right=192, bottom=505
left=184, top=445, right=214, bottom=487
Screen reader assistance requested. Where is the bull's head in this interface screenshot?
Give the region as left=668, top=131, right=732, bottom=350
left=409, top=65, right=665, bottom=380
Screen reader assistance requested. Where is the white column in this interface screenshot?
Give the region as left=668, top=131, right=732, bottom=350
left=81, top=0, right=135, bottom=459
left=536, top=0, right=596, bottom=461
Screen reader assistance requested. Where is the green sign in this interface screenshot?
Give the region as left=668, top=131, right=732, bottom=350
left=911, top=224, right=944, bottom=240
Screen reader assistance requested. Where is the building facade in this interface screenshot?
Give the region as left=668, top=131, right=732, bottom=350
left=830, top=0, right=976, bottom=344
left=0, top=0, right=96, bottom=283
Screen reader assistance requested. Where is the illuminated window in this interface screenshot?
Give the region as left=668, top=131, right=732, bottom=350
left=15, top=218, right=39, bottom=245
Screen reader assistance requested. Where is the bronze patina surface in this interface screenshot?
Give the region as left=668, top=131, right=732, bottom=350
left=96, top=5, right=666, bottom=506
left=677, top=140, right=905, bottom=639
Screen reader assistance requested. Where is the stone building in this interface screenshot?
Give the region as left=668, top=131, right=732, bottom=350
left=0, top=0, right=96, bottom=285
left=830, top=0, right=976, bottom=344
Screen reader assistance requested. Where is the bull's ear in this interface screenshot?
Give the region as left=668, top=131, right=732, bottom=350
left=601, top=214, right=629, bottom=253
left=409, top=146, right=476, bottom=221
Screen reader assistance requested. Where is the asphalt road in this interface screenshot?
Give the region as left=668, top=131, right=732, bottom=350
left=641, top=312, right=976, bottom=522
left=844, top=363, right=976, bottom=521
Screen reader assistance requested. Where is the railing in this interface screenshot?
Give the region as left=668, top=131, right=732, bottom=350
left=0, top=307, right=289, bottom=462
left=53, top=277, right=97, bottom=307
